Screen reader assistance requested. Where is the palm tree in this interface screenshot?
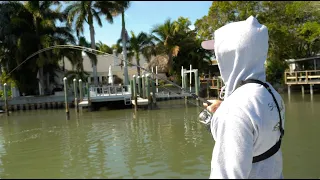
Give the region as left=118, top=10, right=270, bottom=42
left=118, top=31, right=156, bottom=76
left=96, top=41, right=113, bottom=54
left=151, top=18, right=180, bottom=73
left=23, top=1, right=60, bottom=95
left=113, top=1, right=131, bottom=85
left=151, top=17, right=196, bottom=75
left=64, top=1, right=119, bottom=86
left=0, top=1, right=75, bottom=95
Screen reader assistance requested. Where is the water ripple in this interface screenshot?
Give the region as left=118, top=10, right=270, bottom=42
left=1, top=97, right=317, bottom=178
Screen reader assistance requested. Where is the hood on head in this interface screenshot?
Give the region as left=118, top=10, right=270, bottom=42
left=202, top=16, right=269, bottom=99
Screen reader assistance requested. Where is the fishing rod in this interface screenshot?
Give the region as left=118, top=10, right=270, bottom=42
left=10, top=45, right=217, bottom=125
left=10, top=45, right=216, bottom=105
left=150, top=78, right=216, bottom=128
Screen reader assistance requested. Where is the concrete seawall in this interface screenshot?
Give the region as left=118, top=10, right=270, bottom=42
left=0, top=88, right=206, bottom=112
left=0, top=94, right=76, bottom=111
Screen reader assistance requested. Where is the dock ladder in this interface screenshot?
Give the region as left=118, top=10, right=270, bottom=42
left=124, top=97, right=132, bottom=105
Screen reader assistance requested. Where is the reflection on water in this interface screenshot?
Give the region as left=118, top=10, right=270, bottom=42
left=0, top=125, right=6, bottom=176
left=0, top=95, right=318, bottom=178
left=281, top=94, right=320, bottom=179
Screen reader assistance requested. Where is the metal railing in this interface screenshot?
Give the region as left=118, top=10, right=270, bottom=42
left=285, top=70, right=320, bottom=84
left=89, top=85, right=131, bottom=97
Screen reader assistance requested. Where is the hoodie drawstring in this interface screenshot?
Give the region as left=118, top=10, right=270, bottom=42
left=219, top=85, right=226, bottom=100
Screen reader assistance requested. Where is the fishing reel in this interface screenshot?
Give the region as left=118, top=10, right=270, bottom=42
left=198, top=109, right=213, bottom=127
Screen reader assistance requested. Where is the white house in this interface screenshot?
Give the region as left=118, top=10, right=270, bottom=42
left=41, top=53, right=169, bottom=96
left=59, top=53, right=150, bottom=85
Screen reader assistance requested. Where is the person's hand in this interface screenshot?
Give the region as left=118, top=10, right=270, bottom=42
left=203, top=100, right=222, bottom=113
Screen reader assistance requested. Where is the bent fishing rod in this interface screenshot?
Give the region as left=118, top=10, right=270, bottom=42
left=7, top=45, right=216, bottom=126
left=8, top=45, right=215, bottom=107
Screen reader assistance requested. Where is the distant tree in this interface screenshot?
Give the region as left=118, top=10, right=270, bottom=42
left=194, top=1, right=320, bottom=85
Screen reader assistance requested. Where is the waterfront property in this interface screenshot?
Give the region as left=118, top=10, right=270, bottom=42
left=0, top=49, right=206, bottom=112
left=60, top=53, right=150, bottom=87
left=0, top=52, right=165, bottom=111
left=285, top=56, right=320, bottom=95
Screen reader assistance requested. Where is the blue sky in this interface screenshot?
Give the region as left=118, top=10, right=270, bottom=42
left=59, top=1, right=213, bottom=46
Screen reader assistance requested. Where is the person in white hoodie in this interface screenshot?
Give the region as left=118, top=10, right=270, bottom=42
left=201, top=16, right=285, bottom=179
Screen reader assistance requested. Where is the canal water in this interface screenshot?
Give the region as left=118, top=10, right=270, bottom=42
left=0, top=94, right=319, bottom=178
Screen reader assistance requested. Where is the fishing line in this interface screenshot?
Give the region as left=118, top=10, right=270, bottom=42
left=9, top=45, right=217, bottom=109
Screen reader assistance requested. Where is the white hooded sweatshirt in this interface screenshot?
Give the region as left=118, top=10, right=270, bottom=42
left=209, top=16, right=285, bottom=179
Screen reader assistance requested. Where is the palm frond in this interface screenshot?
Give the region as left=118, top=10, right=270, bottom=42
left=92, top=8, right=103, bottom=27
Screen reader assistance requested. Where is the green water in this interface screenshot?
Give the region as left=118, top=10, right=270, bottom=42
left=0, top=94, right=319, bottom=178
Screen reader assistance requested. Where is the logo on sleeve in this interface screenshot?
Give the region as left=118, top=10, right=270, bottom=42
left=273, top=122, right=280, bottom=131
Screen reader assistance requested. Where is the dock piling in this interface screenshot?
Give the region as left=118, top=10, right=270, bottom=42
left=63, top=77, right=70, bottom=120
left=137, top=76, right=142, bottom=98
left=73, top=78, right=79, bottom=113
left=194, top=69, right=200, bottom=106
left=181, top=66, right=184, bottom=92
left=130, top=79, right=134, bottom=99
left=156, top=66, right=158, bottom=93
left=194, top=69, right=199, bottom=97
left=151, top=76, right=157, bottom=106
left=133, top=75, right=138, bottom=111
left=146, top=74, right=151, bottom=109
left=86, top=83, right=91, bottom=111
left=3, top=83, right=9, bottom=116
left=142, top=75, right=146, bottom=98
left=287, top=85, right=291, bottom=97
left=183, top=73, right=188, bottom=104
left=79, top=79, right=83, bottom=102
left=189, top=64, right=192, bottom=92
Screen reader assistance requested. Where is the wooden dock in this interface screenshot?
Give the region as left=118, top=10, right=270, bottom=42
left=78, top=85, right=193, bottom=108
left=78, top=85, right=132, bottom=108
left=130, top=92, right=192, bottom=107
left=285, top=70, right=320, bottom=95
left=285, top=70, right=320, bottom=84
